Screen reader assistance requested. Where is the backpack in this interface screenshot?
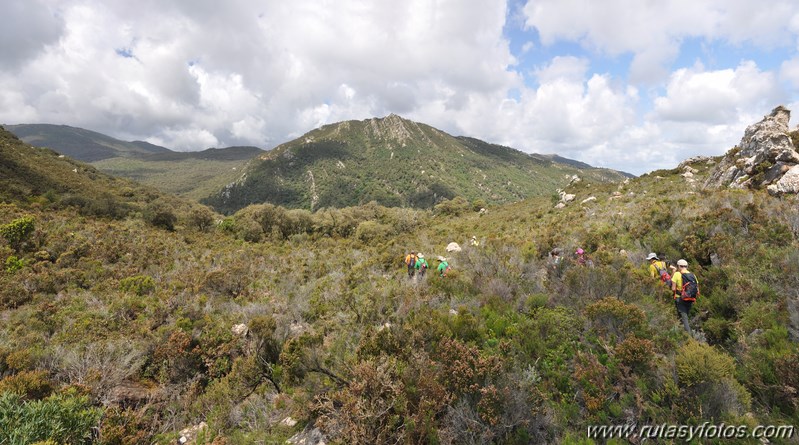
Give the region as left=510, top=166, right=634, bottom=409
left=681, top=273, right=699, bottom=302
left=654, top=262, right=671, bottom=285
left=407, top=255, right=416, bottom=268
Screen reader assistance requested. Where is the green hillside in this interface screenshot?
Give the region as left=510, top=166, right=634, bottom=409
left=1, top=124, right=798, bottom=444
left=203, top=114, right=629, bottom=214
left=6, top=124, right=263, bottom=200
left=92, top=147, right=262, bottom=201
left=5, top=123, right=170, bottom=162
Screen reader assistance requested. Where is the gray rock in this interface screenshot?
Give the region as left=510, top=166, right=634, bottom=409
left=706, top=105, right=799, bottom=191
left=287, top=427, right=326, bottom=445
left=767, top=165, right=799, bottom=195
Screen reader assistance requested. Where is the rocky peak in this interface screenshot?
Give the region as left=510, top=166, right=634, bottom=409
left=366, top=114, right=415, bottom=143
left=704, top=105, right=799, bottom=194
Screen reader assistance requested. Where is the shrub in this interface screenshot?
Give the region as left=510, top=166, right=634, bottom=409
left=584, top=297, right=646, bottom=342
left=187, top=206, right=216, bottom=232
left=0, top=370, right=53, bottom=400
left=675, top=341, right=735, bottom=386
left=119, top=275, right=155, bottom=296
left=5, top=255, right=25, bottom=273
left=147, top=209, right=177, bottom=231
left=355, top=221, right=393, bottom=243
left=98, top=407, right=152, bottom=445
left=0, top=216, right=35, bottom=250
left=615, top=336, right=654, bottom=371
left=572, top=351, right=610, bottom=413
left=433, top=196, right=471, bottom=216
left=0, top=390, right=102, bottom=445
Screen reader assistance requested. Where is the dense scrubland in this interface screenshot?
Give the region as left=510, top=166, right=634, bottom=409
left=1, top=126, right=798, bottom=444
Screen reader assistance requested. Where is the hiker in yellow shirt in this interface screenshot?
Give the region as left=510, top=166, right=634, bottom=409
left=671, top=259, right=699, bottom=335
left=646, top=252, right=672, bottom=288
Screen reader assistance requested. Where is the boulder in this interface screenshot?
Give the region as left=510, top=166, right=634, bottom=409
left=178, top=422, right=208, bottom=444
left=280, top=417, right=298, bottom=427
left=231, top=323, right=248, bottom=337
left=706, top=106, right=799, bottom=190
left=767, top=165, right=799, bottom=196
left=287, top=426, right=326, bottom=445
left=446, top=242, right=461, bottom=252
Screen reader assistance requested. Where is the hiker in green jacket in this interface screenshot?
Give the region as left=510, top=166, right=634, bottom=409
left=416, top=253, right=429, bottom=278
left=437, top=257, right=450, bottom=277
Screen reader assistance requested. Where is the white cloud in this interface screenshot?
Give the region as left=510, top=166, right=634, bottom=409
left=522, top=0, right=799, bottom=83
left=781, top=57, right=799, bottom=89
left=0, top=0, right=797, bottom=176
left=653, top=61, right=782, bottom=124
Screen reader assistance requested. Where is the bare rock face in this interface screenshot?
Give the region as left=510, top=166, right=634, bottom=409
left=705, top=106, right=799, bottom=192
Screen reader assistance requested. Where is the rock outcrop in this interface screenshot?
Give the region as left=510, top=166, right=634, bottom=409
left=704, top=106, right=799, bottom=194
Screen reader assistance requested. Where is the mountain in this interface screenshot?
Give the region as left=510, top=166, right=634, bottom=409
left=0, top=125, right=213, bottom=225
left=4, top=123, right=170, bottom=162
left=6, top=124, right=264, bottom=200
left=1, top=110, right=798, bottom=444
left=203, top=114, right=629, bottom=214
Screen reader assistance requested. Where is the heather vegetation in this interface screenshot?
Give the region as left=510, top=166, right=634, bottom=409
left=1, top=126, right=798, bottom=444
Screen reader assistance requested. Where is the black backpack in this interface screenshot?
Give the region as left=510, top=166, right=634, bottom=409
left=681, top=273, right=699, bottom=302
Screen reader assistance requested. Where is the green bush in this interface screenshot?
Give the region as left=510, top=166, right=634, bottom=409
left=433, top=196, right=471, bottom=216
left=0, top=390, right=102, bottom=445
left=187, top=206, right=216, bottom=232
left=584, top=297, right=646, bottom=342
left=119, top=275, right=155, bottom=296
left=355, top=220, right=393, bottom=243
left=675, top=341, right=735, bottom=386
left=5, top=255, right=25, bottom=273
left=0, top=216, right=35, bottom=250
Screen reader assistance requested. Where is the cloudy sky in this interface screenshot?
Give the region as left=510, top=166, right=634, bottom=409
left=2, top=0, right=798, bottom=175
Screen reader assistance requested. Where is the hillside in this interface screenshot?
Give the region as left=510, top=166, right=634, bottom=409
left=4, top=123, right=170, bottom=162
left=91, top=146, right=263, bottom=201
left=203, top=114, right=629, bottom=214
left=0, top=125, right=216, bottom=230
left=6, top=123, right=264, bottom=200
left=1, top=110, right=798, bottom=445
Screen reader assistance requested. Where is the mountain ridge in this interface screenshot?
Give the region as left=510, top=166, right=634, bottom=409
left=204, top=114, right=630, bottom=214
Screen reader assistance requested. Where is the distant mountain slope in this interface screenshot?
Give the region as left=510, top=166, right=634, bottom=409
left=0, top=126, right=208, bottom=220
left=6, top=124, right=264, bottom=200
left=91, top=146, right=264, bottom=200
left=203, top=114, right=629, bottom=214
left=5, top=123, right=170, bottom=162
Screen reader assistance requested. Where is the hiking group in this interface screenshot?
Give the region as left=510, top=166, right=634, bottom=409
left=404, top=251, right=449, bottom=279
left=547, top=247, right=594, bottom=277
left=647, top=253, right=699, bottom=335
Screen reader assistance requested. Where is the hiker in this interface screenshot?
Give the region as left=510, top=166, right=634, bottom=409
left=470, top=236, right=480, bottom=247
left=404, top=251, right=417, bottom=278
left=671, top=259, right=699, bottom=334
left=646, top=252, right=672, bottom=288
left=547, top=248, right=565, bottom=279
left=549, top=248, right=562, bottom=267
left=437, top=256, right=450, bottom=277
left=575, top=248, right=594, bottom=267
left=416, top=253, right=429, bottom=278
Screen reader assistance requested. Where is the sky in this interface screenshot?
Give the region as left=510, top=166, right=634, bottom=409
left=1, top=0, right=799, bottom=175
